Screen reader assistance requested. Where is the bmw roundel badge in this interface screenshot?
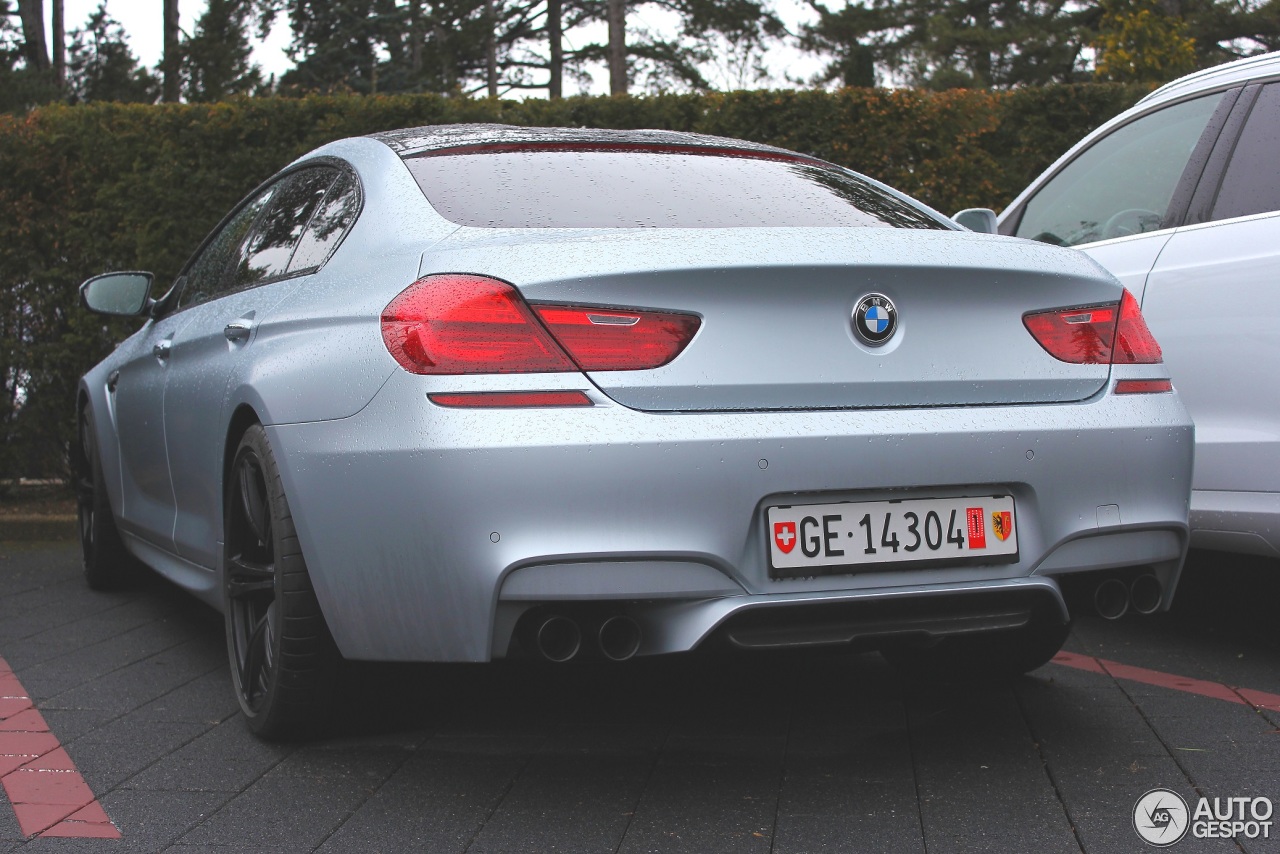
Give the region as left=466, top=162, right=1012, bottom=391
left=853, top=293, right=897, bottom=346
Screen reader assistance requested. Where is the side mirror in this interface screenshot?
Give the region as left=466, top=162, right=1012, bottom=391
left=952, top=208, right=999, bottom=234
left=80, top=272, right=154, bottom=317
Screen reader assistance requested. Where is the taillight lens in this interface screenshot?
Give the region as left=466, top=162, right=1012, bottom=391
left=532, top=306, right=700, bottom=371
left=1023, top=289, right=1162, bottom=364
left=381, top=274, right=575, bottom=374
left=1112, top=289, right=1163, bottom=364
left=381, top=274, right=701, bottom=374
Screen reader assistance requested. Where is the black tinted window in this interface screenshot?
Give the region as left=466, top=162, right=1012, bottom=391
left=288, top=171, right=362, bottom=272
left=179, top=188, right=274, bottom=309
left=1212, top=83, right=1280, bottom=221
left=229, top=168, right=339, bottom=288
left=405, top=147, right=947, bottom=229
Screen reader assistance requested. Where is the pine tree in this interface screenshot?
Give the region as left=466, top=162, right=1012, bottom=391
left=65, top=3, right=158, bottom=103
left=182, top=0, right=267, bottom=101
left=801, top=0, right=1097, bottom=88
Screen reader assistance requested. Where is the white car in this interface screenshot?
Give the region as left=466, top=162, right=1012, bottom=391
left=1000, top=52, right=1280, bottom=558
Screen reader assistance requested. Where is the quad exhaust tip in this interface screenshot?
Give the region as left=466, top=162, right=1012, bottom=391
left=1129, top=573, right=1163, bottom=616
left=598, top=616, right=642, bottom=662
left=1091, top=574, right=1164, bottom=620
left=535, top=616, right=582, bottom=663
left=1094, top=578, right=1130, bottom=621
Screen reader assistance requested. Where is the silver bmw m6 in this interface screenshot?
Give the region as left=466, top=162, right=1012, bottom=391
left=76, top=125, right=1193, bottom=738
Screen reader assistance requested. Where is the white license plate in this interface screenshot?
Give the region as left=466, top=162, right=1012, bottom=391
left=767, top=495, right=1017, bottom=577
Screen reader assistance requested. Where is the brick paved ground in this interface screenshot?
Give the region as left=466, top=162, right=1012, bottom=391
left=2, top=541, right=1279, bottom=853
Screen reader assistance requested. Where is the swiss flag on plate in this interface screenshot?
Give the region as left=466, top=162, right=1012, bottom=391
left=774, top=521, right=797, bottom=554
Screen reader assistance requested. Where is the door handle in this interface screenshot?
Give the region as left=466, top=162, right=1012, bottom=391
left=107, top=370, right=120, bottom=392
left=223, top=319, right=254, bottom=342
left=152, top=339, right=171, bottom=359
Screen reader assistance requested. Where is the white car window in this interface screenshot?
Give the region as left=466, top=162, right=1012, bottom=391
left=1015, top=93, right=1222, bottom=246
left=1211, top=82, right=1280, bottom=221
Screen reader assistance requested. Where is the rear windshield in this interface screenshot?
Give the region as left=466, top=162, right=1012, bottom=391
left=404, top=145, right=948, bottom=230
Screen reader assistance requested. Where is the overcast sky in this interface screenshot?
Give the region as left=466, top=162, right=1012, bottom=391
left=47, top=0, right=825, bottom=96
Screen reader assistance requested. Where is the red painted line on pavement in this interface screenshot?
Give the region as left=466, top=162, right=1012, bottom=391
left=1053, top=651, right=1280, bottom=712
left=0, top=656, right=120, bottom=839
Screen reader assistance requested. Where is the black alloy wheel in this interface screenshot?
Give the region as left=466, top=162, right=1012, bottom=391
left=76, top=408, right=137, bottom=590
left=225, top=424, right=339, bottom=740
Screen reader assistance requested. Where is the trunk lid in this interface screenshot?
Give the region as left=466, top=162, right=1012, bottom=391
left=421, top=227, right=1119, bottom=412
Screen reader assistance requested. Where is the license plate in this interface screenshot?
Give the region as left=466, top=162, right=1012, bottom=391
left=767, top=495, right=1017, bottom=577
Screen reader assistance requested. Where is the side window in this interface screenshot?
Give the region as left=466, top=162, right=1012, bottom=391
left=178, top=187, right=275, bottom=310
left=1211, top=83, right=1280, bottom=221
left=227, top=167, right=339, bottom=290
left=1014, top=93, right=1223, bottom=246
left=287, top=170, right=361, bottom=273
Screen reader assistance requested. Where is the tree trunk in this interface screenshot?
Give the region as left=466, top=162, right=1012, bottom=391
left=486, top=0, right=498, bottom=97
left=607, top=0, right=626, bottom=95
left=50, top=0, right=64, bottom=89
left=409, top=0, right=423, bottom=78
left=162, top=0, right=180, bottom=102
left=548, top=0, right=562, bottom=98
left=16, top=0, right=50, bottom=73
left=435, top=20, right=454, bottom=93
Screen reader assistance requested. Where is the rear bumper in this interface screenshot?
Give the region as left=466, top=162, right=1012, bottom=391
left=1189, top=490, right=1280, bottom=557
left=267, top=371, right=1193, bottom=662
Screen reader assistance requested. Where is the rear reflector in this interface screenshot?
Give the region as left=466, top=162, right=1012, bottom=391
left=532, top=305, right=701, bottom=371
left=429, top=391, right=593, bottom=408
left=382, top=274, right=576, bottom=374
left=1023, top=289, right=1162, bottom=364
left=1114, top=379, right=1173, bottom=394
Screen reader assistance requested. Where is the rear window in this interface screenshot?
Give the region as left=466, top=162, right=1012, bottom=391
left=404, top=145, right=948, bottom=230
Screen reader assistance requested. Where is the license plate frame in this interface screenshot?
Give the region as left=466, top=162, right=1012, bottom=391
left=767, top=495, right=1018, bottom=579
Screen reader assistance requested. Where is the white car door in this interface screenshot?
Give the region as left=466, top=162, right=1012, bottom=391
left=1140, top=81, right=1280, bottom=553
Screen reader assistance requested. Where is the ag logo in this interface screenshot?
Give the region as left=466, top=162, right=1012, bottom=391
left=773, top=521, right=797, bottom=554
left=852, top=293, right=897, bottom=346
left=1134, top=788, right=1190, bottom=847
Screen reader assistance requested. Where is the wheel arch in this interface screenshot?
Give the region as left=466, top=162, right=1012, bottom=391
left=223, top=404, right=263, bottom=502
left=72, top=388, right=91, bottom=478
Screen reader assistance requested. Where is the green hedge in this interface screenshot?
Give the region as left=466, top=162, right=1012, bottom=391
left=0, top=84, right=1151, bottom=483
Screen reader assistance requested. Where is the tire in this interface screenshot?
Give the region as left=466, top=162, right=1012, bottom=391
left=76, top=408, right=139, bottom=590
left=881, top=618, right=1070, bottom=683
left=224, top=424, right=340, bottom=740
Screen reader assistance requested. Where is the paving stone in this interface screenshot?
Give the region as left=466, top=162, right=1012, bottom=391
left=98, top=789, right=231, bottom=850
left=120, top=719, right=293, bottom=793
left=617, top=744, right=783, bottom=854
left=773, top=777, right=923, bottom=853
left=65, top=718, right=212, bottom=792
left=173, top=747, right=407, bottom=851
left=316, top=746, right=529, bottom=854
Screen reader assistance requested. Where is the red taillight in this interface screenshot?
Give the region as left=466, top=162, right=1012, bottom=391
left=428, top=391, right=593, bottom=408
left=381, top=274, right=575, bottom=374
left=532, top=306, right=700, bottom=371
left=1023, top=289, right=1162, bottom=365
left=382, top=274, right=701, bottom=374
left=1112, top=289, right=1163, bottom=364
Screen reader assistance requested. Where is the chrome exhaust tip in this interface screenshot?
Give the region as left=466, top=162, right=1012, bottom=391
left=1094, top=578, right=1130, bottom=620
left=598, top=615, right=641, bottom=662
left=535, top=616, right=582, bottom=663
left=1129, top=573, right=1163, bottom=616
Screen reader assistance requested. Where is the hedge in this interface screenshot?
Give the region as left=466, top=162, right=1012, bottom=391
left=0, top=84, right=1151, bottom=483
